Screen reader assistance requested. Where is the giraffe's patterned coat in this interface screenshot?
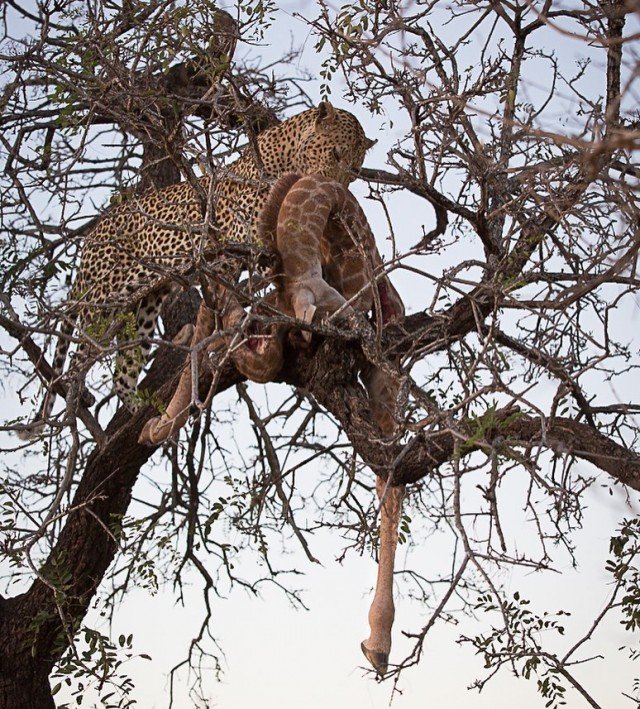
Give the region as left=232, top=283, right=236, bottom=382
left=140, top=172, right=405, bottom=444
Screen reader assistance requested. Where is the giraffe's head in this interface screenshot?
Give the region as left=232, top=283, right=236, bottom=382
left=291, top=102, right=376, bottom=185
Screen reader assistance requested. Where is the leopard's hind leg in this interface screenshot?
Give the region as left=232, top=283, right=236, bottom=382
left=114, top=287, right=171, bottom=410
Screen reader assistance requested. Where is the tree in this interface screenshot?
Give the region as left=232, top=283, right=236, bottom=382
left=1, top=1, right=639, bottom=707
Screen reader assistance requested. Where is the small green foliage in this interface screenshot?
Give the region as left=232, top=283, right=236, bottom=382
left=53, top=626, right=144, bottom=708
left=335, top=3, right=371, bottom=44
left=204, top=497, right=228, bottom=539
left=319, top=57, right=337, bottom=99
left=119, top=312, right=138, bottom=340
left=43, top=549, right=74, bottom=593
left=84, top=316, right=112, bottom=341
left=26, top=607, right=58, bottom=658
left=315, top=0, right=374, bottom=98
left=109, top=187, right=136, bottom=206
left=127, top=388, right=166, bottom=414
left=0, top=488, right=20, bottom=559
left=465, top=592, right=570, bottom=708
left=398, top=512, right=412, bottom=545
left=239, top=0, right=277, bottom=40
left=85, top=311, right=136, bottom=342
left=135, top=559, right=159, bottom=594
left=607, top=518, right=640, bottom=632
left=460, top=405, right=521, bottom=454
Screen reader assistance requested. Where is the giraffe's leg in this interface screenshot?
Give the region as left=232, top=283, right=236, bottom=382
left=376, top=277, right=405, bottom=324
left=288, top=278, right=355, bottom=343
left=290, top=286, right=317, bottom=326
left=139, top=298, right=216, bottom=445
left=139, top=280, right=256, bottom=445
left=361, top=475, right=406, bottom=676
left=114, top=289, right=168, bottom=410
left=360, top=363, right=400, bottom=438
left=139, top=279, right=257, bottom=444
left=220, top=288, right=287, bottom=383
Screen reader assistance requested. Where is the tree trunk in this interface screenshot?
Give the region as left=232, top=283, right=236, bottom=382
left=0, top=670, right=54, bottom=709
left=0, top=675, right=54, bottom=709
left=0, top=16, right=246, bottom=709
left=0, top=598, right=55, bottom=709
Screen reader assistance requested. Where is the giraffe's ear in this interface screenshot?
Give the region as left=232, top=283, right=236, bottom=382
left=316, top=101, right=337, bottom=130
left=365, top=136, right=377, bottom=150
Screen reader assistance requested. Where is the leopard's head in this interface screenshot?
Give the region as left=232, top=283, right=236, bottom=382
left=292, top=102, right=375, bottom=185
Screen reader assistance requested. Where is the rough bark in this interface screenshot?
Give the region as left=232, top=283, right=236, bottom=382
left=0, top=632, right=55, bottom=709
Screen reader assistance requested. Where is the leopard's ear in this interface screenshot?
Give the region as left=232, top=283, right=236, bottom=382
left=315, top=101, right=337, bottom=130
left=365, top=136, right=377, bottom=150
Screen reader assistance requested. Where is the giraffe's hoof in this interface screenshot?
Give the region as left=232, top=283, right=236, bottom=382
left=360, top=642, right=388, bottom=676
left=172, top=323, right=195, bottom=346
left=138, top=418, right=157, bottom=445
left=138, top=417, right=171, bottom=445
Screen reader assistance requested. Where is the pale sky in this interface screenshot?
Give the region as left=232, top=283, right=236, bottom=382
left=97, top=480, right=636, bottom=709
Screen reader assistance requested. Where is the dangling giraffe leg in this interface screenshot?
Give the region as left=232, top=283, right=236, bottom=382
left=139, top=283, right=290, bottom=446
left=138, top=298, right=216, bottom=445
left=361, top=475, right=406, bottom=676
left=360, top=362, right=405, bottom=676
left=360, top=363, right=400, bottom=438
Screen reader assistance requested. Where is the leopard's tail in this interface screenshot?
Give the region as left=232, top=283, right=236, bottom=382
left=17, top=303, right=79, bottom=440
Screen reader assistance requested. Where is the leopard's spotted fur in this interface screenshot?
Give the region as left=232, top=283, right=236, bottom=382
left=24, top=102, right=374, bottom=434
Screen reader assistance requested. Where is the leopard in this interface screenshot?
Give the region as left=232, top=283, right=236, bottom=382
left=21, top=102, right=376, bottom=437
left=139, top=171, right=406, bottom=445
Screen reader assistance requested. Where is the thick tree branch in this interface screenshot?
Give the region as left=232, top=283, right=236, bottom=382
left=278, top=336, right=640, bottom=490
left=0, top=290, right=243, bottom=676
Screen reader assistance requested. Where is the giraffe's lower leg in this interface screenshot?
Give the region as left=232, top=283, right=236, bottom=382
left=361, top=475, right=406, bottom=675
left=139, top=300, right=216, bottom=445
left=222, top=289, right=286, bottom=382
left=139, top=282, right=238, bottom=444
